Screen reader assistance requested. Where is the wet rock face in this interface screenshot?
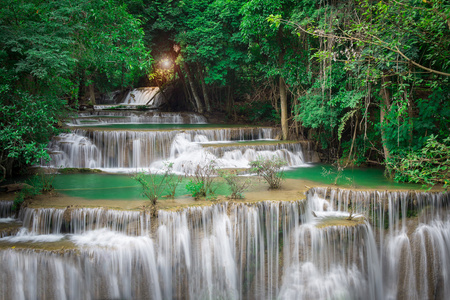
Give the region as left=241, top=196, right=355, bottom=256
left=0, top=183, right=32, bottom=193
left=0, top=225, right=20, bottom=238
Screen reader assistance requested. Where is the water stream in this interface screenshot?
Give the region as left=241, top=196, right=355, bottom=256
left=2, top=110, right=448, bottom=299
left=1, top=190, right=449, bottom=299
left=44, top=112, right=313, bottom=173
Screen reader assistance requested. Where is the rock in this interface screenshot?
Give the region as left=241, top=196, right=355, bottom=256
left=1, top=183, right=33, bottom=193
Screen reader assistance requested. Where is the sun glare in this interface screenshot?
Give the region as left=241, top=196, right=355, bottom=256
left=161, top=58, right=171, bottom=68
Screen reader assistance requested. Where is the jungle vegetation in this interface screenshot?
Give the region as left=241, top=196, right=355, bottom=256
left=0, top=0, right=449, bottom=189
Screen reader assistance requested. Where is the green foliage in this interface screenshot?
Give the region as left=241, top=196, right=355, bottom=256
left=268, top=0, right=450, bottom=177
left=0, top=0, right=150, bottom=179
left=249, top=156, right=287, bottom=189
left=147, top=0, right=450, bottom=187
left=390, top=135, right=450, bottom=190
left=133, top=163, right=181, bottom=206
left=236, top=101, right=279, bottom=123
left=72, top=0, right=151, bottom=91
left=0, top=88, right=68, bottom=180
left=185, top=180, right=205, bottom=200
left=133, top=172, right=165, bottom=205
left=218, top=169, right=251, bottom=199
left=12, top=172, right=56, bottom=211
left=1, top=0, right=448, bottom=187
left=37, top=170, right=57, bottom=193
left=184, top=162, right=217, bottom=200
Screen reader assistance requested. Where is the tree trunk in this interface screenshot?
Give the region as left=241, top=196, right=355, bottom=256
left=175, top=63, right=193, bottom=109
left=77, top=67, right=85, bottom=106
left=227, top=86, right=235, bottom=115
left=408, top=95, right=414, bottom=147
left=280, top=77, right=288, bottom=140
left=183, top=62, right=204, bottom=113
left=277, top=28, right=288, bottom=140
left=197, top=63, right=211, bottom=112
left=88, top=81, right=96, bottom=105
left=379, top=75, right=391, bottom=160
left=150, top=80, right=169, bottom=109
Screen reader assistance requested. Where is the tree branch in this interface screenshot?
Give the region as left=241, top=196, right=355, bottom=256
left=279, top=19, right=450, bottom=77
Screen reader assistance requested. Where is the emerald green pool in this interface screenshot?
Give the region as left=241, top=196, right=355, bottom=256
left=53, top=174, right=230, bottom=200
left=284, top=164, right=420, bottom=189
left=52, top=165, right=421, bottom=200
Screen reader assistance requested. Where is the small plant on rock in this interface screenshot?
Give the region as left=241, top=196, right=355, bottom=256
left=185, top=161, right=217, bottom=200
left=186, top=180, right=205, bottom=200
left=133, top=162, right=181, bottom=215
left=164, top=162, right=183, bottom=199
left=249, top=156, right=288, bottom=189
left=37, top=169, right=57, bottom=192
left=218, top=169, right=251, bottom=199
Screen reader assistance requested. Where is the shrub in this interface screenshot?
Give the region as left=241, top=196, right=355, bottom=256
left=184, top=161, right=217, bottom=200
left=390, top=135, right=450, bottom=191
left=133, top=162, right=181, bottom=215
left=249, top=156, right=287, bottom=189
left=218, top=169, right=251, bottom=199
left=186, top=180, right=205, bottom=200
left=12, top=172, right=53, bottom=211
left=164, top=163, right=183, bottom=198
left=37, top=169, right=57, bottom=192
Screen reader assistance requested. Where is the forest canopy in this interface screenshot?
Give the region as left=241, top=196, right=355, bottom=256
left=1, top=0, right=449, bottom=187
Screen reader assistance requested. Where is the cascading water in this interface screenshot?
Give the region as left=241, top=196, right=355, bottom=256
left=67, top=111, right=207, bottom=126
left=93, top=87, right=164, bottom=110
left=121, top=87, right=161, bottom=106
left=0, top=201, right=14, bottom=218
left=0, top=201, right=21, bottom=238
left=44, top=127, right=312, bottom=173
left=1, top=189, right=449, bottom=299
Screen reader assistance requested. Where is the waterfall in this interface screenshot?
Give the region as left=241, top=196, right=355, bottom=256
left=0, top=242, right=162, bottom=300
left=16, top=207, right=151, bottom=236
left=0, top=201, right=19, bottom=238
left=1, top=190, right=449, bottom=299
left=19, top=208, right=65, bottom=235
left=204, top=142, right=307, bottom=166
left=279, top=224, right=380, bottom=300
left=0, top=201, right=14, bottom=218
left=121, top=87, right=161, bottom=106
left=68, top=111, right=207, bottom=126
left=44, top=127, right=312, bottom=172
left=304, top=188, right=450, bottom=300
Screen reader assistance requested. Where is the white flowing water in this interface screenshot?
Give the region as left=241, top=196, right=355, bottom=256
left=121, top=87, right=161, bottom=106
left=44, top=127, right=311, bottom=173
left=1, top=190, right=449, bottom=299
left=67, top=111, right=207, bottom=126
left=0, top=201, right=14, bottom=218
